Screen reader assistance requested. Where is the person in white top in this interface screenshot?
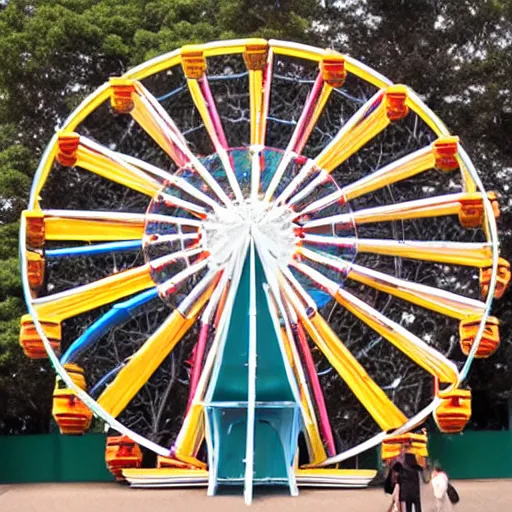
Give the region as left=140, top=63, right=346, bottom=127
left=430, top=465, right=452, bottom=512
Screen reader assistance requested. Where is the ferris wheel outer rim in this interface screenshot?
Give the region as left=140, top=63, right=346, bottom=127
left=20, top=38, right=500, bottom=462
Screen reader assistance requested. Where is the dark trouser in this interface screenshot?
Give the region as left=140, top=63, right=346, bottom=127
left=402, top=500, right=422, bottom=512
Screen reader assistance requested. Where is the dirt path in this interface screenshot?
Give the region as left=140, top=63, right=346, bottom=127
left=1, top=480, right=511, bottom=512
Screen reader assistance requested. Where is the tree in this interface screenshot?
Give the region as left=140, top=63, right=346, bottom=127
left=319, top=0, right=512, bottom=430
left=0, top=0, right=317, bottom=434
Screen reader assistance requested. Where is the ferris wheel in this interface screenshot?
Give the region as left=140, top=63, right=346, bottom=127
left=19, top=39, right=509, bottom=503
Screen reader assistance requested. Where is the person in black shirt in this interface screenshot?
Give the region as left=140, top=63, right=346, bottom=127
left=398, top=453, right=423, bottom=512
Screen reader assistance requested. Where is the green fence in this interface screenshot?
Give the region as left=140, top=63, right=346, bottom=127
left=428, top=430, right=512, bottom=479
left=1, top=430, right=511, bottom=483
left=0, top=432, right=113, bottom=483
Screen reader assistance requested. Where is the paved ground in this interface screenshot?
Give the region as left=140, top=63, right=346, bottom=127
left=1, top=480, right=511, bottom=511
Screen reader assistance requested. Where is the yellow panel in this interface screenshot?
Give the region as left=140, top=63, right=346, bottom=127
left=335, top=289, right=458, bottom=384
left=173, top=402, right=206, bottom=465
left=356, top=239, right=493, bottom=267
left=130, top=94, right=181, bottom=161
left=289, top=303, right=406, bottom=431
left=300, top=83, right=332, bottom=145
left=75, top=144, right=160, bottom=197
left=316, top=105, right=389, bottom=172
left=44, top=215, right=145, bottom=242
left=187, top=80, right=217, bottom=141
left=249, top=69, right=265, bottom=145
left=98, top=313, right=197, bottom=418
left=98, top=280, right=215, bottom=418
left=341, top=148, right=435, bottom=200
left=351, top=194, right=464, bottom=224
left=123, top=52, right=182, bottom=81
left=344, top=58, right=391, bottom=89
left=405, top=94, right=450, bottom=137
left=33, top=265, right=153, bottom=321
left=269, top=40, right=325, bottom=62
left=123, top=467, right=209, bottom=478
left=347, top=265, right=484, bottom=320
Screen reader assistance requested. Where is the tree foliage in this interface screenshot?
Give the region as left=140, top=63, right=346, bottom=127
left=320, top=0, right=512, bottom=424
left=0, top=0, right=511, bottom=436
left=0, top=0, right=316, bottom=434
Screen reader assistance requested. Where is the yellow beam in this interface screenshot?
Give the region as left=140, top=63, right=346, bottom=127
left=44, top=212, right=145, bottom=242
left=334, top=287, right=458, bottom=384
left=298, top=247, right=485, bottom=320
left=344, top=192, right=487, bottom=225
left=281, top=326, right=327, bottom=465
left=282, top=281, right=406, bottom=431
left=57, top=133, right=160, bottom=197
left=33, top=265, right=153, bottom=321
left=356, top=239, right=493, bottom=268
left=340, top=146, right=435, bottom=201
left=98, top=279, right=216, bottom=418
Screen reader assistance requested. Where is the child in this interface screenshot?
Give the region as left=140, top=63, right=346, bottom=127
left=431, top=465, right=451, bottom=512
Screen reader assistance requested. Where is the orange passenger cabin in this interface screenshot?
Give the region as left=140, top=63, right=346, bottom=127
left=105, top=435, right=143, bottom=481
left=19, top=314, right=61, bottom=359
left=480, top=257, right=511, bottom=299
left=27, top=250, right=45, bottom=295
left=434, top=389, right=471, bottom=434
left=381, top=431, right=428, bottom=468
left=52, top=388, right=92, bottom=435
left=458, top=191, right=500, bottom=228
left=52, top=364, right=91, bottom=435
left=459, top=316, right=500, bottom=358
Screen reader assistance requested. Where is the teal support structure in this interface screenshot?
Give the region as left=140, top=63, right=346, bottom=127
left=204, top=244, right=301, bottom=503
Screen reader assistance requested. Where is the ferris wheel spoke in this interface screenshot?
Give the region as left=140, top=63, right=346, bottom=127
left=174, top=241, right=249, bottom=464
left=263, top=57, right=341, bottom=206
left=315, top=84, right=410, bottom=172
left=290, top=261, right=459, bottom=384
left=279, top=295, right=336, bottom=460
left=293, top=319, right=336, bottom=459
left=341, top=138, right=460, bottom=202
left=109, top=79, right=233, bottom=208
left=297, top=247, right=485, bottom=319
left=244, top=43, right=273, bottom=146
left=300, top=235, right=493, bottom=267
left=280, top=276, right=407, bottom=431
left=97, top=270, right=222, bottom=418
left=301, top=192, right=497, bottom=229
left=273, top=85, right=410, bottom=207
left=283, top=55, right=344, bottom=156
left=157, top=257, right=212, bottom=299
left=45, top=240, right=142, bottom=259
left=60, top=287, right=159, bottom=365
left=56, top=133, right=162, bottom=197
left=111, top=152, right=222, bottom=211
left=186, top=269, right=234, bottom=413
left=33, top=264, right=155, bottom=322
left=267, top=290, right=329, bottom=465
left=23, top=209, right=201, bottom=248
left=254, top=245, right=328, bottom=463
left=181, top=48, right=244, bottom=203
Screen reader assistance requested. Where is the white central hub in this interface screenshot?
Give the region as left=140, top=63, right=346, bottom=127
left=202, top=201, right=297, bottom=266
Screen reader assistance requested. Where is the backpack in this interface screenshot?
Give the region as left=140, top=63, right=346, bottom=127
left=447, top=482, right=460, bottom=504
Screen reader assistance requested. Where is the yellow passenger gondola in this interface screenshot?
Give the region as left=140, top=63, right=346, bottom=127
left=105, top=435, right=143, bottom=481
left=381, top=431, right=428, bottom=468
left=459, top=315, right=500, bottom=358
left=19, top=314, right=61, bottom=359
left=52, top=364, right=92, bottom=435
left=434, top=389, right=471, bottom=434
left=480, top=257, right=511, bottom=299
